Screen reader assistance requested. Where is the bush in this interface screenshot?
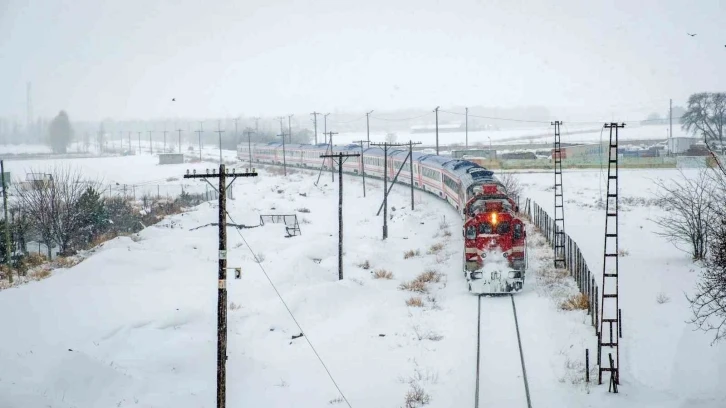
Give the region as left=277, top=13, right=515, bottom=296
left=406, top=296, right=424, bottom=307
left=656, top=292, right=671, bottom=304
left=404, top=249, right=420, bottom=259
left=373, top=269, right=394, bottom=279
left=399, top=280, right=427, bottom=293
left=404, top=383, right=431, bottom=408
left=358, top=260, right=370, bottom=270
left=427, top=243, right=444, bottom=255
left=415, top=269, right=442, bottom=284
left=560, top=293, right=589, bottom=311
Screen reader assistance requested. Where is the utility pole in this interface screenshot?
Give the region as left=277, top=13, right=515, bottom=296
left=324, top=113, right=330, bottom=142
left=163, top=129, right=168, bottom=153
left=277, top=132, right=287, bottom=176
left=253, top=117, right=260, bottom=136
left=1, top=160, right=10, bottom=284
left=465, top=107, right=469, bottom=150
left=324, top=131, right=338, bottom=182
left=353, top=140, right=368, bottom=197
left=244, top=128, right=255, bottom=166
left=434, top=106, right=440, bottom=155
left=318, top=152, right=360, bottom=280
left=371, top=141, right=421, bottom=238
left=669, top=99, right=673, bottom=157
left=234, top=118, right=239, bottom=147
left=366, top=110, right=374, bottom=145
left=137, top=131, right=142, bottom=154
left=196, top=122, right=204, bottom=162
left=215, top=121, right=224, bottom=164
left=311, top=112, right=320, bottom=144
left=288, top=114, right=294, bottom=144
left=183, top=164, right=258, bottom=408
left=148, top=130, right=153, bottom=154
left=128, top=131, right=132, bottom=152
left=177, top=129, right=183, bottom=154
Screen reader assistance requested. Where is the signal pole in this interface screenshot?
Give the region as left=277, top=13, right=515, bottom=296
left=183, top=164, right=258, bottom=408
left=366, top=110, right=374, bottom=145
left=324, top=131, right=338, bottom=182
left=434, top=106, right=440, bottom=155
left=311, top=112, right=320, bottom=144
left=318, top=152, right=360, bottom=280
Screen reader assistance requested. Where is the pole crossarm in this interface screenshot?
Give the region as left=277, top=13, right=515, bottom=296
left=370, top=142, right=421, bottom=216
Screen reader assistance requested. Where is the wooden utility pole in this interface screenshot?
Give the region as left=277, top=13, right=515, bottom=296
left=128, top=131, right=132, bottom=152
left=277, top=132, right=287, bottom=176
left=148, top=130, right=153, bottom=154
left=183, top=164, right=258, bottom=408
left=177, top=129, right=183, bottom=154
left=366, top=110, right=374, bottom=145
left=434, top=106, right=440, bottom=155
left=137, top=131, right=142, bottom=154
left=371, top=141, right=421, bottom=238
left=1, top=161, right=10, bottom=283
left=318, top=152, right=360, bottom=280
left=196, top=122, right=204, bottom=162
left=288, top=114, right=294, bottom=144
left=245, top=129, right=255, bottom=166
left=324, top=113, right=330, bottom=141
left=215, top=121, right=224, bottom=164
left=353, top=140, right=368, bottom=197
left=324, top=131, right=338, bottom=182
left=465, top=107, right=469, bottom=149
left=311, top=112, right=320, bottom=144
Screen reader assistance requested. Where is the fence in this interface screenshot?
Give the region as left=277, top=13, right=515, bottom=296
left=99, top=182, right=233, bottom=202
left=524, top=198, right=600, bottom=334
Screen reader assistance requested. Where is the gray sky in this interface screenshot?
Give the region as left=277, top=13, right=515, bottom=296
left=1, top=0, right=724, bottom=122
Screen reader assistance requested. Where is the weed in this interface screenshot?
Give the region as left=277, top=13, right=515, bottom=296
left=656, top=292, right=671, bottom=304
left=560, top=293, right=589, bottom=311
left=358, top=260, right=371, bottom=270
left=399, top=280, right=427, bottom=293
left=373, top=269, right=394, bottom=279
left=406, top=296, right=424, bottom=307
left=427, top=243, right=444, bottom=255
left=404, top=383, right=431, bottom=408
left=404, top=249, right=421, bottom=259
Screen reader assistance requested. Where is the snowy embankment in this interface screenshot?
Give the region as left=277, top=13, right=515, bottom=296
left=518, top=168, right=726, bottom=407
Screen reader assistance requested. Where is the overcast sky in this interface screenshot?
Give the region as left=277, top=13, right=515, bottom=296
left=1, top=0, right=724, bottom=122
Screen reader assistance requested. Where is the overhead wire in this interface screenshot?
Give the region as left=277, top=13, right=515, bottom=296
left=328, top=115, right=366, bottom=124
left=223, top=209, right=353, bottom=408
left=370, top=112, right=431, bottom=121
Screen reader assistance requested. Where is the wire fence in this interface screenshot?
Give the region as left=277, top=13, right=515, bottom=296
left=524, top=198, right=600, bottom=334
left=98, top=182, right=232, bottom=201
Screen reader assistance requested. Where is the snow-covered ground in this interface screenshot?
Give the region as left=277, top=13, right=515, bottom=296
left=0, top=154, right=723, bottom=407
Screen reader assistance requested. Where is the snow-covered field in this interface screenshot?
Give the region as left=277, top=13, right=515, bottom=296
left=0, top=153, right=723, bottom=407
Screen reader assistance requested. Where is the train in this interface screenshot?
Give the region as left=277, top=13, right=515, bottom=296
left=237, top=141, right=527, bottom=294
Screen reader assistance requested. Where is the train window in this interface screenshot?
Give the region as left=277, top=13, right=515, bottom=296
left=478, top=223, right=492, bottom=234
left=497, top=222, right=511, bottom=235
left=466, top=226, right=476, bottom=239
left=513, top=224, right=522, bottom=240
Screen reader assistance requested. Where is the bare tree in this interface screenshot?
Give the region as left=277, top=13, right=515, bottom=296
left=13, top=166, right=101, bottom=258
left=651, top=169, right=713, bottom=261
left=498, top=172, right=522, bottom=203
left=682, top=92, right=726, bottom=174
left=687, top=215, right=726, bottom=344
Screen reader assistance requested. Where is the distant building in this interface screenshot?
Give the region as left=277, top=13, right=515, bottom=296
left=158, top=153, right=185, bottom=165
left=451, top=149, right=496, bottom=159
left=667, top=137, right=699, bottom=155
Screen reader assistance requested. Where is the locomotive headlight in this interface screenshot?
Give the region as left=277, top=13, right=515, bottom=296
left=491, top=212, right=498, bottom=225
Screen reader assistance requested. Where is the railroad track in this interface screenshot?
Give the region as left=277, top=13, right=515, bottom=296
left=475, top=294, right=532, bottom=408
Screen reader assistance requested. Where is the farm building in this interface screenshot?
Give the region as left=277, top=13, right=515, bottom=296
left=667, top=137, right=699, bottom=155
left=550, top=142, right=608, bottom=159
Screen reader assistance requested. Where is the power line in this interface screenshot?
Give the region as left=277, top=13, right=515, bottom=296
left=328, top=115, right=366, bottom=124
left=370, top=112, right=431, bottom=121
left=224, top=210, right=353, bottom=408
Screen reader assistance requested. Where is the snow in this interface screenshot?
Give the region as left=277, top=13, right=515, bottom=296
left=0, top=154, right=724, bottom=407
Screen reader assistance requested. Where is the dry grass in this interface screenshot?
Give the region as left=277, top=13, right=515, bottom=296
left=404, top=249, right=421, bottom=259
left=656, top=292, right=671, bottom=304
left=618, top=248, right=630, bottom=257
left=406, top=296, right=424, bottom=307
left=404, top=383, right=431, bottom=408
left=427, top=242, right=445, bottom=255
left=358, top=260, right=371, bottom=270
left=399, top=280, right=428, bottom=293
left=29, top=268, right=52, bottom=281
left=412, top=325, right=443, bottom=341
left=24, top=253, right=47, bottom=268
left=54, top=256, right=82, bottom=269
left=373, top=269, right=394, bottom=279
left=415, top=269, right=442, bottom=284
left=560, top=293, right=590, bottom=311
left=442, top=229, right=452, bottom=238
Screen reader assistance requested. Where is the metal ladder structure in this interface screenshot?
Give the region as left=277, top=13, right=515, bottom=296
left=598, top=122, right=625, bottom=389
left=552, top=120, right=566, bottom=269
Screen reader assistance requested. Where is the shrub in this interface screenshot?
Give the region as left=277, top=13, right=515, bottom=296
left=399, top=280, right=427, bottom=293
left=415, top=269, right=442, bottom=284
left=560, top=293, right=589, bottom=311
left=373, top=269, right=394, bottom=279
left=406, top=296, right=424, bottom=307
left=29, top=268, right=51, bottom=281
left=656, top=292, right=671, bottom=304
left=404, top=249, right=420, bottom=259
left=404, top=383, right=431, bottom=408
left=427, top=243, right=444, bottom=255
left=358, top=260, right=371, bottom=270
